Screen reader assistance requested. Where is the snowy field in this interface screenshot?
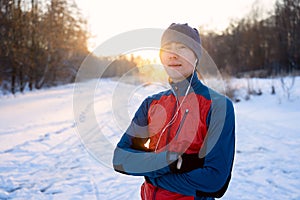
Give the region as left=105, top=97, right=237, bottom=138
left=0, top=77, right=300, bottom=200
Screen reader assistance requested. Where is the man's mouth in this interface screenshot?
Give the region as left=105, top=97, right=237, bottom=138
left=168, top=63, right=182, bottom=67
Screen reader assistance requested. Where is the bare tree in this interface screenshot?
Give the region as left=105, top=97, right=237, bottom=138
left=275, top=0, right=300, bottom=72
left=0, top=0, right=90, bottom=94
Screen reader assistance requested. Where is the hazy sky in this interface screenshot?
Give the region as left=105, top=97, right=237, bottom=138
left=75, top=0, right=276, bottom=52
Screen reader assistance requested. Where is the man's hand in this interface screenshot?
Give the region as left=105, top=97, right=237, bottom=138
left=168, top=153, right=205, bottom=173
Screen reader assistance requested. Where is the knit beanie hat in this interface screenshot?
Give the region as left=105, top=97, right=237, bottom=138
left=161, top=23, right=202, bottom=65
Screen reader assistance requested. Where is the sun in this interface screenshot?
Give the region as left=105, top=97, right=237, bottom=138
left=125, top=49, right=168, bottom=83
left=129, top=49, right=161, bottom=66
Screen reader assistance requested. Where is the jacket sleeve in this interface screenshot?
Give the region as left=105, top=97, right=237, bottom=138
left=149, top=97, right=235, bottom=198
left=112, top=97, right=171, bottom=178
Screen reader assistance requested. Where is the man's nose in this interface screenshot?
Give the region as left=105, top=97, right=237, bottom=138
left=167, top=50, right=179, bottom=59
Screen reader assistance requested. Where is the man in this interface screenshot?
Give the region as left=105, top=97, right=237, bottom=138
left=113, top=23, right=235, bottom=200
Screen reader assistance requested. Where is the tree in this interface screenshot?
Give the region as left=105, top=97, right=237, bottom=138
left=200, top=0, right=299, bottom=77
left=275, top=0, right=300, bottom=73
left=0, top=0, right=90, bottom=94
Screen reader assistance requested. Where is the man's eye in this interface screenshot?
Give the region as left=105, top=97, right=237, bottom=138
left=163, top=46, right=171, bottom=50
left=178, top=45, right=186, bottom=49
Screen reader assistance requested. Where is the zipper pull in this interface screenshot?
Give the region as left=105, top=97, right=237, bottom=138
left=177, top=155, right=183, bottom=169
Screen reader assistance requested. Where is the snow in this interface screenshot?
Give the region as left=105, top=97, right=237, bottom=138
left=1, top=77, right=300, bottom=199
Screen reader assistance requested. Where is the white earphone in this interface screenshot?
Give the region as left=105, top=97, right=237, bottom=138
left=194, top=59, right=198, bottom=67
left=154, top=58, right=198, bottom=152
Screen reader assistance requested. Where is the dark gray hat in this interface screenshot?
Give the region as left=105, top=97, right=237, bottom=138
left=161, top=23, right=202, bottom=64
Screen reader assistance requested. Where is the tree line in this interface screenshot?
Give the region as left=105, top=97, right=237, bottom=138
left=1, top=0, right=299, bottom=95
left=201, top=0, right=300, bottom=77
left=0, top=0, right=89, bottom=94
left=0, top=0, right=137, bottom=94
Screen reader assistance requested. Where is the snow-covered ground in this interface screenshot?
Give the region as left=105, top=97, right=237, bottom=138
left=0, top=77, right=300, bottom=200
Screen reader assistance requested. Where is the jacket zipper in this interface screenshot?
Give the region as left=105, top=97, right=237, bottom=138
left=174, top=108, right=189, bottom=140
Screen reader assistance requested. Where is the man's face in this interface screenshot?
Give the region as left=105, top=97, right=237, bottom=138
left=160, top=42, right=197, bottom=83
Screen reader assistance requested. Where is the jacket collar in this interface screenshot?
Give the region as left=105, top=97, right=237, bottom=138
left=170, top=71, right=199, bottom=97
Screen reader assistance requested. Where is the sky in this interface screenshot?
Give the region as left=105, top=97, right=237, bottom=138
left=75, top=0, right=277, bottom=56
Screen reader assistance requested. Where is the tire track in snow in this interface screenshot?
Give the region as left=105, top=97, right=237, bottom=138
left=0, top=120, right=102, bottom=199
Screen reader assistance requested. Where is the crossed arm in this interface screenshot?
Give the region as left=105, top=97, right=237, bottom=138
left=113, top=97, right=235, bottom=197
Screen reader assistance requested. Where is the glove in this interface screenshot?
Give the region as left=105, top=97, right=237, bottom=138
left=168, top=153, right=205, bottom=173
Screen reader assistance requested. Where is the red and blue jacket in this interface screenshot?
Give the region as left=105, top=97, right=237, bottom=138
left=113, top=73, right=235, bottom=200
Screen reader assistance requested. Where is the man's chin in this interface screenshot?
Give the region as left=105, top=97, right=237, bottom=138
left=165, top=69, right=182, bottom=76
